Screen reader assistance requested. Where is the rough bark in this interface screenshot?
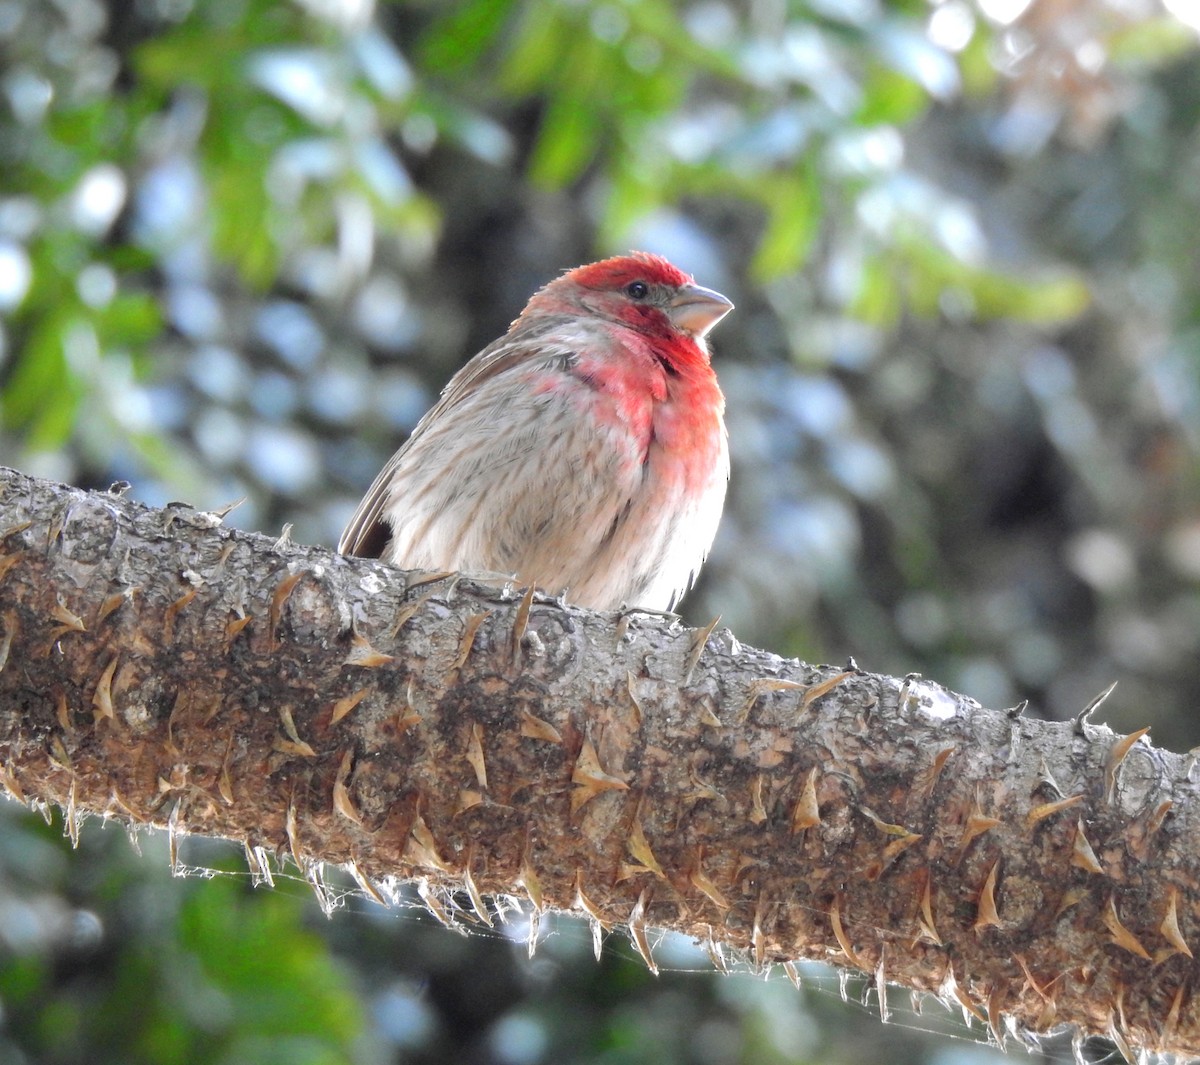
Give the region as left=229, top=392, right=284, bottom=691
left=0, top=465, right=1195, bottom=1057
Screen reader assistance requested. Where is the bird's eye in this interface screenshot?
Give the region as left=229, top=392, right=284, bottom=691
left=625, top=281, right=649, bottom=300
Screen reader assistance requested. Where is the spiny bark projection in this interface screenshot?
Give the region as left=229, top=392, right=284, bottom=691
left=0, top=466, right=1196, bottom=1057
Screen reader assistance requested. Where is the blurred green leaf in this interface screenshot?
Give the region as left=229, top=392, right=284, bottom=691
left=207, top=153, right=279, bottom=288
left=528, top=92, right=604, bottom=187
left=752, top=169, right=821, bottom=279
left=3, top=308, right=77, bottom=446
left=0, top=955, right=47, bottom=1007
left=851, top=255, right=902, bottom=326
left=856, top=66, right=928, bottom=126
left=605, top=167, right=662, bottom=241
left=1109, top=15, right=1198, bottom=67
left=904, top=242, right=1092, bottom=323
left=498, top=2, right=574, bottom=96
left=420, top=0, right=519, bottom=73
left=957, top=24, right=997, bottom=97
left=179, top=877, right=363, bottom=1045
left=624, top=0, right=740, bottom=78
left=96, top=294, right=163, bottom=347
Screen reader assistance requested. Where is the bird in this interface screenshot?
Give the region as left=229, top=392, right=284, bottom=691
left=338, top=251, right=732, bottom=612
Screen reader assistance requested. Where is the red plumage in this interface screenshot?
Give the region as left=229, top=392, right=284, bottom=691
left=567, top=253, right=690, bottom=290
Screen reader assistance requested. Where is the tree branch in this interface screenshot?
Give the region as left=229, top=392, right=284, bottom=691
left=0, top=466, right=1194, bottom=1056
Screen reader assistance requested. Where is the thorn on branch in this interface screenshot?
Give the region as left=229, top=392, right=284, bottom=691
left=915, top=872, right=941, bottom=946
left=54, top=688, right=72, bottom=733
left=329, top=688, right=369, bottom=726
left=452, top=611, right=491, bottom=670
left=218, top=733, right=235, bottom=805
left=1025, top=793, right=1084, bottom=829
left=1071, top=819, right=1103, bottom=875
left=1074, top=680, right=1118, bottom=734
left=456, top=789, right=482, bottom=813
left=277, top=706, right=316, bottom=759
left=876, top=945, right=891, bottom=1024
left=224, top=611, right=252, bottom=647
left=519, top=710, right=562, bottom=743
left=682, top=615, right=721, bottom=686
left=343, top=625, right=394, bottom=668
left=402, top=813, right=448, bottom=872
left=49, top=600, right=86, bottom=633
left=689, top=852, right=730, bottom=911
left=519, top=850, right=543, bottom=912
left=92, top=655, right=118, bottom=723
left=1103, top=895, right=1150, bottom=960
left=465, top=722, right=487, bottom=789
left=570, top=737, right=628, bottom=813
left=511, top=583, right=535, bottom=669
left=1159, top=886, right=1192, bottom=960
left=0, top=553, right=22, bottom=585
left=416, top=879, right=461, bottom=932
left=405, top=570, right=457, bottom=593
left=738, top=676, right=806, bottom=725
left=462, top=857, right=494, bottom=928
left=1104, top=726, right=1150, bottom=804
left=800, top=668, right=854, bottom=711
left=1054, top=887, right=1085, bottom=920
left=95, top=585, right=138, bottom=626
left=624, top=671, right=644, bottom=729
left=628, top=889, right=657, bottom=975
left=163, top=585, right=198, bottom=643
left=752, top=897, right=767, bottom=971
left=956, top=790, right=1001, bottom=863
left=210, top=497, right=245, bottom=522
left=1146, top=799, right=1173, bottom=836
left=913, top=746, right=955, bottom=800
left=268, top=570, right=305, bottom=651
left=790, top=767, right=820, bottom=833
left=783, top=959, right=801, bottom=989
left=573, top=871, right=610, bottom=930
left=829, top=893, right=865, bottom=970
left=333, top=750, right=363, bottom=826
left=748, top=774, right=768, bottom=825
left=0, top=611, right=17, bottom=676
left=973, top=859, right=1003, bottom=933
left=626, top=815, right=665, bottom=880
left=387, top=589, right=435, bottom=639
left=350, top=860, right=387, bottom=906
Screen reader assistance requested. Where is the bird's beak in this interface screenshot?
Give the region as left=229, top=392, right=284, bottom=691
left=668, top=283, right=734, bottom=337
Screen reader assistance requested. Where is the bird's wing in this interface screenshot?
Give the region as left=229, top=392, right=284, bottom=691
left=337, top=319, right=575, bottom=558
left=336, top=447, right=409, bottom=558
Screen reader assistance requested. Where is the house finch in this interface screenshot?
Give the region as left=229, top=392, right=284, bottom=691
left=339, top=252, right=732, bottom=611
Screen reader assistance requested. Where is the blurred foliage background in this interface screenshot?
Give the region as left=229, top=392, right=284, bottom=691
left=2, top=0, right=1200, bottom=1061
